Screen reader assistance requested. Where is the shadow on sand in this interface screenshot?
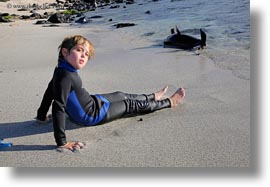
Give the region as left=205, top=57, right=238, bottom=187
left=0, top=120, right=82, bottom=152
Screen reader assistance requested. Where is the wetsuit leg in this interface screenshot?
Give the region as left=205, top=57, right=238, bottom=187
left=100, top=98, right=171, bottom=124
left=100, top=91, right=155, bottom=103
left=100, top=100, right=126, bottom=124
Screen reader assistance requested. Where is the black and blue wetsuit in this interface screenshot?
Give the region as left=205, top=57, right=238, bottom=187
left=37, top=59, right=171, bottom=146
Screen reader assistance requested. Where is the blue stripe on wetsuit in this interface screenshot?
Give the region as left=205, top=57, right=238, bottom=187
left=58, top=59, right=110, bottom=126
left=66, top=91, right=110, bottom=126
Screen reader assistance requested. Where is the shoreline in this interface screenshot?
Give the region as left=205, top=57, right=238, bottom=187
left=1, top=0, right=250, bottom=81
left=0, top=6, right=250, bottom=167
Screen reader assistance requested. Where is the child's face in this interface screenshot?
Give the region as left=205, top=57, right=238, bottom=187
left=62, top=43, right=90, bottom=70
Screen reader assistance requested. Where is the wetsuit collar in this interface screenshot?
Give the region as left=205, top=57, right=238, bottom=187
left=58, top=59, right=78, bottom=73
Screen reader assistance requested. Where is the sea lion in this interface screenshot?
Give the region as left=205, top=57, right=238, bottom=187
left=164, top=26, right=206, bottom=50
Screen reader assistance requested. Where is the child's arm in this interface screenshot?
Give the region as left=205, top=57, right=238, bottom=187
left=36, top=79, right=54, bottom=121
left=52, top=75, right=72, bottom=147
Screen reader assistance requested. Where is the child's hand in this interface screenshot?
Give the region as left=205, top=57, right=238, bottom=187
left=35, top=114, right=52, bottom=124
left=58, top=142, right=85, bottom=152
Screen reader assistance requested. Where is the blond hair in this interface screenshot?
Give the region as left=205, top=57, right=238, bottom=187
left=58, top=35, right=94, bottom=61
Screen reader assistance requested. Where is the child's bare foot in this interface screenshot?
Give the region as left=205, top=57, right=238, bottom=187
left=169, top=87, right=185, bottom=107
left=154, top=85, right=168, bottom=101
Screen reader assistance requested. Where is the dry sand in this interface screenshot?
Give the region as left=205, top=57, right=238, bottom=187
left=0, top=17, right=250, bottom=167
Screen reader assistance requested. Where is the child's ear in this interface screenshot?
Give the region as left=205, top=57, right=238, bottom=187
left=61, top=48, right=68, bottom=58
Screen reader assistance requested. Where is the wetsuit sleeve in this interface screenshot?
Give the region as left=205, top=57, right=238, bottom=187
left=36, top=79, right=53, bottom=121
left=52, top=75, right=72, bottom=146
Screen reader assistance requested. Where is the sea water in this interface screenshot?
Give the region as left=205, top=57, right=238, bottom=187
left=84, top=0, right=250, bottom=80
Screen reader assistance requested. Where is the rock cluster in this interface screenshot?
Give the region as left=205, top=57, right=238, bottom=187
left=1, top=0, right=138, bottom=28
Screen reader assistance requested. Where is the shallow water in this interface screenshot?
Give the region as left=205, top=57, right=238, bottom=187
left=83, top=0, right=250, bottom=80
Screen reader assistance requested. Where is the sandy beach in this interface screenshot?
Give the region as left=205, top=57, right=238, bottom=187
left=0, top=1, right=250, bottom=167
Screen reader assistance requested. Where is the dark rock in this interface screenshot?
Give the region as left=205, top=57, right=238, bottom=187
left=35, top=20, right=50, bottom=25
left=108, top=18, right=112, bottom=22
left=145, top=10, right=151, bottom=14
left=110, top=5, right=120, bottom=9
left=114, top=23, right=136, bottom=28
left=89, top=8, right=96, bottom=11
left=0, top=13, right=9, bottom=17
left=126, top=0, right=135, bottom=5
left=138, top=118, right=143, bottom=122
left=75, top=16, right=91, bottom=24
left=0, top=16, right=12, bottom=23
left=20, top=15, right=31, bottom=19
left=17, top=8, right=30, bottom=12
left=48, top=13, right=71, bottom=23
left=89, top=15, right=102, bottom=19
left=56, top=0, right=65, bottom=4
left=76, top=13, right=84, bottom=17
left=30, top=12, right=42, bottom=19
left=115, top=0, right=124, bottom=3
